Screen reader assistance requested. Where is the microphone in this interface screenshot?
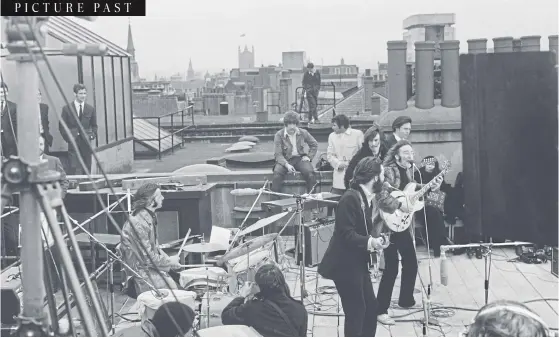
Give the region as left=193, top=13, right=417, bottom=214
left=230, top=188, right=262, bottom=196
left=440, top=250, right=448, bottom=286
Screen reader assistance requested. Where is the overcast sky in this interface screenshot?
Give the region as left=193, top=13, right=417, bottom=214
left=76, top=0, right=557, bottom=78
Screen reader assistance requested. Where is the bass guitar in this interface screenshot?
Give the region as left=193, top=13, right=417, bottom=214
left=380, top=160, right=451, bottom=232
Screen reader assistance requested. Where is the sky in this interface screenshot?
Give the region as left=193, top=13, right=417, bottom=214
left=76, top=0, right=558, bottom=78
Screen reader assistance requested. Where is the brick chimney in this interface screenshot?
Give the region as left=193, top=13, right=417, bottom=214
left=493, top=37, right=514, bottom=53
left=520, top=35, right=541, bottom=52
left=440, top=40, right=460, bottom=108
left=362, top=69, right=374, bottom=113
left=415, top=41, right=435, bottom=109
left=387, top=41, right=408, bottom=111
left=512, top=39, right=522, bottom=52
left=467, top=39, right=488, bottom=54
left=371, top=95, right=381, bottom=115
left=548, top=35, right=558, bottom=56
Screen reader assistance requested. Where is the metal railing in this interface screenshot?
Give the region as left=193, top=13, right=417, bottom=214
left=132, top=105, right=194, bottom=160
left=295, top=82, right=337, bottom=121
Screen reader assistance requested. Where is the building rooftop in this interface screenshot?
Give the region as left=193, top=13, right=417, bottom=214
left=403, top=13, right=456, bottom=30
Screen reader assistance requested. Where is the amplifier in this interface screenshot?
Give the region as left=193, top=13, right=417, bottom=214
left=552, top=247, right=558, bottom=277
left=294, top=217, right=335, bottom=267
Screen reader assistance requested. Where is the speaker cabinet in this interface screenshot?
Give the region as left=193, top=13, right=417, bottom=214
left=460, top=52, right=558, bottom=246
left=295, top=218, right=335, bottom=267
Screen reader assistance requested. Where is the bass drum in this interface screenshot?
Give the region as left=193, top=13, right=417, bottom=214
left=198, top=292, right=237, bottom=329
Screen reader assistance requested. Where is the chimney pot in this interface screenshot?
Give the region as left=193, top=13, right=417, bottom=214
left=387, top=40, right=408, bottom=111
left=365, top=69, right=371, bottom=76
left=362, top=72, right=374, bottom=112
left=467, top=39, right=488, bottom=54
left=439, top=40, right=460, bottom=108
left=492, top=37, right=514, bottom=53
left=548, top=35, right=558, bottom=57
left=415, top=41, right=436, bottom=110
left=512, top=39, right=522, bottom=52
left=520, top=35, right=541, bottom=52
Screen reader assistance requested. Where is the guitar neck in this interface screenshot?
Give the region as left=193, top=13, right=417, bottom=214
left=411, top=170, right=448, bottom=203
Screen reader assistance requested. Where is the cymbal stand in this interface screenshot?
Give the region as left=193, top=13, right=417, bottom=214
left=254, top=189, right=336, bottom=301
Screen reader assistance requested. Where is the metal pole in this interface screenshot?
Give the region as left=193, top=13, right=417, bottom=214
left=17, top=42, right=46, bottom=324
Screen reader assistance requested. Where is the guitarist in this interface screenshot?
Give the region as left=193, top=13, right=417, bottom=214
left=377, top=140, right=443, bottom=326
left=318, top=157, right=401, bottom=337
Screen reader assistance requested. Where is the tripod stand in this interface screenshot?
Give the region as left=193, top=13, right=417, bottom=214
left=1, top=157, right=107, bottom=336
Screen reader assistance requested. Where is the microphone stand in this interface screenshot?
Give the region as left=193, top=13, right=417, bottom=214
left=440, top=240, right=532, bottom=305
left=252, top=188, right=337, bottom=301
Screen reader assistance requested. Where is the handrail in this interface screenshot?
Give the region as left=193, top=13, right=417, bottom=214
left=295, top=82, right=337, bottom=120
left=132, top=105, right=194, bottom=160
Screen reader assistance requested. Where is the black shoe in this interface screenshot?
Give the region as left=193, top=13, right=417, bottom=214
left=398, top=299, right=416, bottom=308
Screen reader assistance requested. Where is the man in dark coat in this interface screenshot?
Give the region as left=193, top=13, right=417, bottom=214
left=38, top=90, right=53, bottom=154
left=384, top=115, right=412, bottom=150
left=1, top=82, right=18, bottom=158
left=59, top=83, right=97, bottom=175
left=318, top=157, right=403, bottom=337
left=302, top=62, right=321, bottom=123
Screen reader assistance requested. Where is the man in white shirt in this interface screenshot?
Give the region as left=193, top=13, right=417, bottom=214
left=326, top=114, right=363, bottom=214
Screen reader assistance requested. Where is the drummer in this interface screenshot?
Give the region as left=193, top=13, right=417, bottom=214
left=222, top=264, right=308, bottom=337
left=120, top=183, right=182, bottom=295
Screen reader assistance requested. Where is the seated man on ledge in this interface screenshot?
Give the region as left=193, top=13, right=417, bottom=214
left=272, top=111, right=318, bottom=194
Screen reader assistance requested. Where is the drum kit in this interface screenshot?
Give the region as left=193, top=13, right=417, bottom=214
left=136, top=211, right=290, bottom=333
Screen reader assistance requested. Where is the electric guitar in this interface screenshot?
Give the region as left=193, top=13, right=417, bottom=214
left=380, top=160, right=451, bottom=232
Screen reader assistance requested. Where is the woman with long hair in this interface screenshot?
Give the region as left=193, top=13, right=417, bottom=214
left=222, top=264, right=308, bottom=336
left=414, top=156, right=453, bottom=257
left=344, top=123, right=388, bottom=189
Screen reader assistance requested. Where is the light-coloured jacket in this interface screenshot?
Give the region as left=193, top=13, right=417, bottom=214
left=120, top=209, right=177, bottom=293
left=327, top=128, right=364, bottom=189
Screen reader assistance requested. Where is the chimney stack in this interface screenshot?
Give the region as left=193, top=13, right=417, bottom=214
left=548, top=35, right=558, bottom=56
left=512, top=39, right=522, bottom=52
left=365, top=69, right=371, bottom=76
left=387, top=41, right=408, bottom=111
left=415, top=41, right=436, bottom=110
left=467, top=39, right=488, bottom=54
left=493, top=37, right=514, bottom=53
left=440, top=40, right=460, bottom=108
left=520, top=35, right=541, bottom=52
left=371, top=95, right=381, bottom=115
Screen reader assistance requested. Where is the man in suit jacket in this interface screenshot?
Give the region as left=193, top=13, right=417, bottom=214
left=384, top=115, right=412, bottom=151
left=38, top=90, right=53, bottom=154
left=59, top=83, right=97, bottom=175
left=1, top=82, right=18, bottom=158
left=39, top=135, right=68, bottom=293
left=302, top=62, right=321, bottom=123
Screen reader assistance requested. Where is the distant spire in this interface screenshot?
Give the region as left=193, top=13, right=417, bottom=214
left=244, top=45, right=249, bottom=52
left=187, top=58, right=195, bottom=79
left=126, top=20, right=135, bottom=58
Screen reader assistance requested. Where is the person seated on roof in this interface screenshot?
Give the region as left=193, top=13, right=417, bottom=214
left=271, top=111, right=318, bottom=195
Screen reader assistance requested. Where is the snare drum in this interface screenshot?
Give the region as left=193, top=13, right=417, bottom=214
left=179, top=267, right=228, bottom=297
left=199, top=292, right=237, bottom=329
left=136, top=289, right=196, bottom=325
left=197, top=325, right=261, bottom=337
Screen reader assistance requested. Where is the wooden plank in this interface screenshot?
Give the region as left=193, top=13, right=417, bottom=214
left=495, top=248, right=559, bottom=328
left=121, top=174, right=207, bottom=190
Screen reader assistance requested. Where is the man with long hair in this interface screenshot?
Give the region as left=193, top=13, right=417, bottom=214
left=344, top=123, right=388, bottom=189
left=120, top=183, right=181, bottom=295
left=376, top=140, right=443, bottom=325
left=318, top=157, right=402, bottom=337
left=222, top=264, right=308, bottom=337
left=272, top=111, right=318, bottom=194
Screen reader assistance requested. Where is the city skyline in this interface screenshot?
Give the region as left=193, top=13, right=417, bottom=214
left=75, top=0, right=557, bottom=78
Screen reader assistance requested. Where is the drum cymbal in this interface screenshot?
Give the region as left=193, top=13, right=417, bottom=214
left=238, top=212, right=290, bottom=236
left=181, top=242, right=226, bottom=253
left=219, top=233, right=277, bottom=263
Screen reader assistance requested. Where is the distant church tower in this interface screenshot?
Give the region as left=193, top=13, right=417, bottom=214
left=187, top=58, right=195, bottom=80
left=238, top=45, right=255, bottom=69
left=127, top=21, right=140, bottom=82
